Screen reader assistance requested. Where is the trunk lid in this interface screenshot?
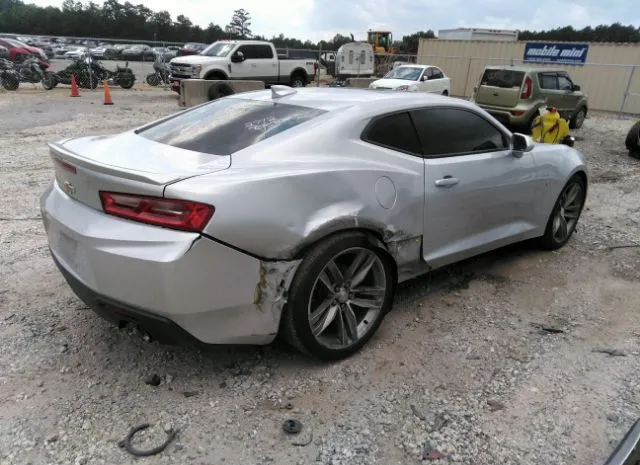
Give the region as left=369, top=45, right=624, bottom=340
left=474, top=68, right=526, bottom=107
left=49, top=131, right=230, bottom=211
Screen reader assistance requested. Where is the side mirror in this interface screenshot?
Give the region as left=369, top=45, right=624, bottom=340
left=512, top=133, right=534, bottom=156
left=421, top=75, right=427, bottom=81
left=572, top=84, right=581, bottom=91
left=231, top=51, right=245, bottom=63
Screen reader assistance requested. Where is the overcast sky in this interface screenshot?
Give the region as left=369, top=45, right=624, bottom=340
left=29, top=0, right=640, bottom=42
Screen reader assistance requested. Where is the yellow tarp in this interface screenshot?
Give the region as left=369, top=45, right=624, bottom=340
left=531, top=109, right=570, bottom=144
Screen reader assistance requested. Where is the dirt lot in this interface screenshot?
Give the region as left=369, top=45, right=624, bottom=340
left=0, top=88, right=639, bottom=465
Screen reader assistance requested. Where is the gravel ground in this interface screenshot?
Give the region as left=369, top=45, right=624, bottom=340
left=1, top=90, right=639, bottom=465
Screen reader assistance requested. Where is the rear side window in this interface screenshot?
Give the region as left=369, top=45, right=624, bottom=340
left=362, top=112, right=421, bottom=155
left=480, top=69, right=525, bottom=88
left=137, top=98, right=327, bottom=155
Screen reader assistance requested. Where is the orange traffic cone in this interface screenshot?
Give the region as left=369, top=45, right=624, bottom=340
left=70, top=74, right=80, bottom=97
left=103, top=80, right=113, bottom=105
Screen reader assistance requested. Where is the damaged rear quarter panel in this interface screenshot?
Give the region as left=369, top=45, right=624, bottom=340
left=164, top=112, right=426, bottom=263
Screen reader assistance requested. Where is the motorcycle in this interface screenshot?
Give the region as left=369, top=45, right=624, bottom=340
left=53, top=56, right=136, bottom=90
left=0, top=58, right=20, bottom=91
left=145, top=58, right=170, bottom=86
left=14, top=57, right=57, bottom=90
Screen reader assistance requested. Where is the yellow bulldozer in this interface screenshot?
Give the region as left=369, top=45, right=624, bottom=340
left=366, top=29, right=398, bottom=76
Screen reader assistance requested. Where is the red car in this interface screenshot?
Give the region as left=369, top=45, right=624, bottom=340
left=0, top=38, right=33, bottom=62
left=176, top=42, right=207, bottom=57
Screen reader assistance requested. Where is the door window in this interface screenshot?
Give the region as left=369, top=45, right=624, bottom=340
left=539, top=73, right=558, bottom=90
left=411, top=107, right=508, bottom=157
left=431, top=67, right=445, bottom=79
left=236, top=45, right=257, bottom=59
left=557, top=74, right=573, bottom=91
left=362, top=112, right=422, bottom=155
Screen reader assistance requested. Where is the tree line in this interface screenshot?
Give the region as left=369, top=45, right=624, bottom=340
left=1, top=0, right=639, bottom=53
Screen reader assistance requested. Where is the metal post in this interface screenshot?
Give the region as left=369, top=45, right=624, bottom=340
left=463, top=57, right=472, bottom=98
left=317, top=43, right=322, bottom=87
left=618, top=65, right=637, bottom=118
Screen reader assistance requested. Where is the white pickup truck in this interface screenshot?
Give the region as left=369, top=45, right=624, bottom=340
left=169, top=40, right=318, bottom=92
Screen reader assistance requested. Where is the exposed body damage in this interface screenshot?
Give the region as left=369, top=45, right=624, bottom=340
left=253, top=260, right=302, bottom=330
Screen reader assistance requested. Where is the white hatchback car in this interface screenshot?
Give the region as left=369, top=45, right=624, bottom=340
left=370, top=64, right=451, bottom=95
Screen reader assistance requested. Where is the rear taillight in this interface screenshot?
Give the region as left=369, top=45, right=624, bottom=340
left=99, top=192, right=214, bottom=232
left=520, top=76, right=532, bottom=99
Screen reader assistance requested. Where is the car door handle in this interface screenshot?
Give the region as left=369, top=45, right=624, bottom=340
left=435, top=176, right=459, bottom=187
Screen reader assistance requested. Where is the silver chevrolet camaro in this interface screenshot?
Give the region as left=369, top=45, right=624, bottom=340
left=40, top=86, right=588, bottom=360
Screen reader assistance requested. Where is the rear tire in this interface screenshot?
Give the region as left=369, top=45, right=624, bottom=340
left=624, top=121, right=640, bottom=159
left=290, top=72, right=306, bottom=87
left=118, top=74, right=135, bottom=89
left=538, top=175, right=586, bottom=250
left=281, top=232, right=395, bottom=361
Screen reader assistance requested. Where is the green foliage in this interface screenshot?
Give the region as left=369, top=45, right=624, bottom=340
left=1, top=1, right=639, bottom=50
left=227, top=8, right=251, bottom=39
left=519, top=23, right=640, bottom=43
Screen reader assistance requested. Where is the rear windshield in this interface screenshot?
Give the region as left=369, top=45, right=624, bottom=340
left=137, top=98, right=327, bottom=155
left=480, top=69, right=525, bottom=88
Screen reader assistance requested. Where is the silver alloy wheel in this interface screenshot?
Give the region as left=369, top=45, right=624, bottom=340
left=307, top=247, right=387, bottom=349
left=291, top=78, right=305, bottom=87
left=552, top=181, right=584, bottom=242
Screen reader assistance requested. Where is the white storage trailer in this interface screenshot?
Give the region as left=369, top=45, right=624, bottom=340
left=334, top=42, right=375, bottom=79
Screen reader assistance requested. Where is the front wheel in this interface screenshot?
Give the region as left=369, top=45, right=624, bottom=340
left=538, top=175, right=587, bottom=250
left=0, top=72, right=19, bottom=91
left=281, top=232, right=395, bottom=360
left=42, top=71, right=57, bottom=90
left=146, top=73, right=160, bottom=86
left=569, top=107, right=586, bottom=129
left=118, top=74, right=135, bottom=89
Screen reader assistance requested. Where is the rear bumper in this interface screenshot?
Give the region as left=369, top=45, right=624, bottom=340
left=476, top=104, right=542, bottom=127
left=40, top=181, right=301, bottom=345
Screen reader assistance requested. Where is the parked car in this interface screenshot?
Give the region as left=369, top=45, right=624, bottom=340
left=31, top=41, right=54, bottom=59
left=9, top=39, right=48, bottom=61
left=40, top=87, right=588, bottom=360
left=90, top=44, right=117, bottom=60
left=471, top=66, right=589, bottom=131
left=53, top=45, right=71, bottom=58
left=176, top=42, right=207, bottom=56
left=369, top=64, right=451, bottom=95
left=121, top=44, right=156, bottom=61
left=109, top=44, right=131, bottom=60
left=0, top=38, right=32, bottom=62
left=152, top=46, right=177, bottom=61
left=64, top=46, right=88, bottom=60
left=169, top=40, right=318, bottom=91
